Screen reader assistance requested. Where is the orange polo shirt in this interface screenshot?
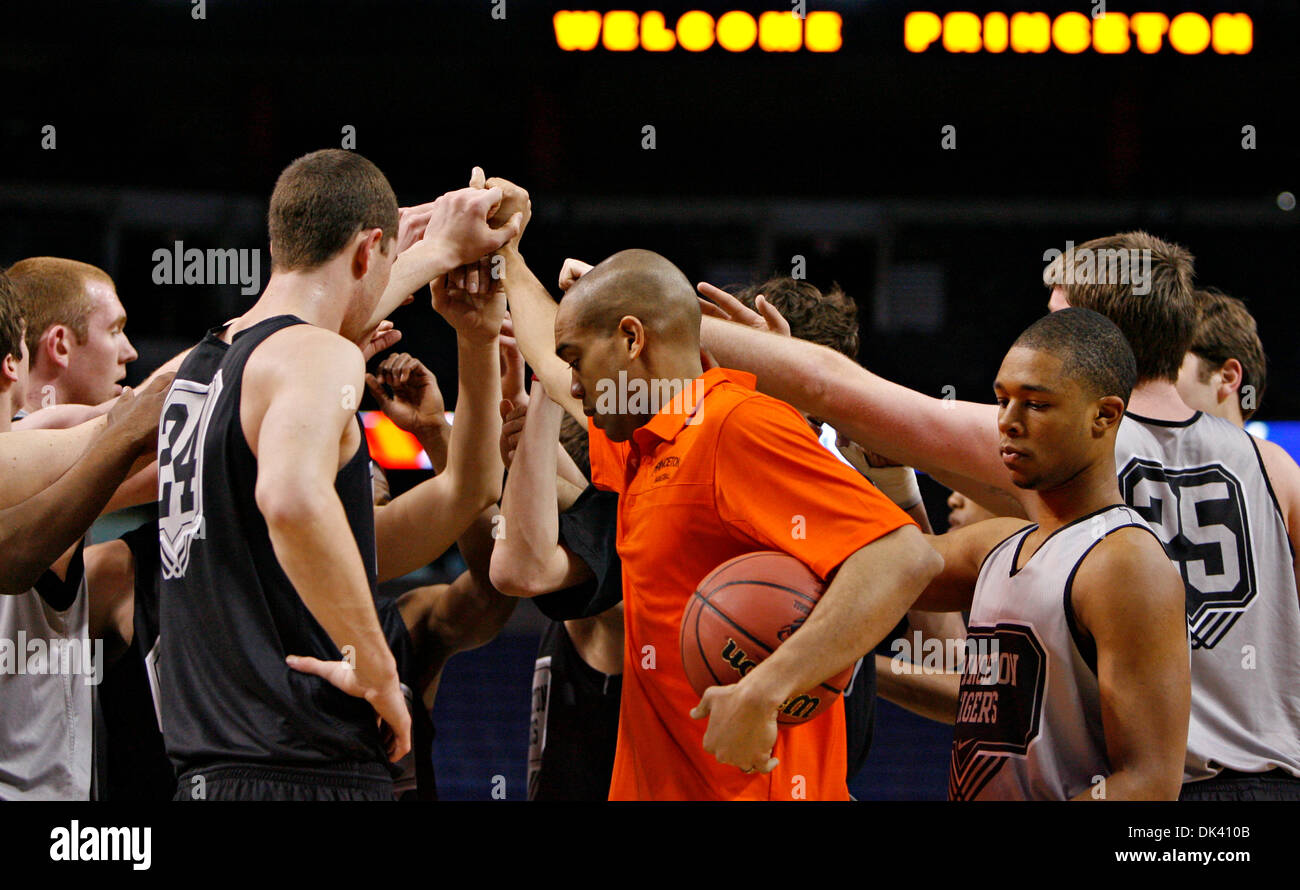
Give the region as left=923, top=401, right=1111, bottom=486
left=588, top=367, right=916, bottom=800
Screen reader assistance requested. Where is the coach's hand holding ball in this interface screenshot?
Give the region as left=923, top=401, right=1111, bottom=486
left=690, top=675, right=781, bottom=775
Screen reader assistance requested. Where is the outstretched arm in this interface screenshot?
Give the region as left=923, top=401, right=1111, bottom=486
left=469, top=174, right=585, bottom=427
left=498, top=244, right=586, bottom=426
left=698, top=315, right=1021, bottom=513
left=372, top=261, right=505, bottom=582
left=363, top=174, right=523, bottom=333
left=912, top=517, right=1032, bottom=612
left=398, top=507, right=518, bottom=708
left=0, top=377, right=170, bottom=595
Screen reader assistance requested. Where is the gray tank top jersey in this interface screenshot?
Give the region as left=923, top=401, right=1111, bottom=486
left=950, top=505, right=1158, bottom=800
left=0, top=574, right=93, bottom=800
left=1115, top=411, right=1300, bottom=781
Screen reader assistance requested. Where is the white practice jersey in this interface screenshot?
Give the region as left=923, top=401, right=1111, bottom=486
left=0, top=554, right=94, bottom=800
left=950, top=505, right=1161, bottom=800
left=1115, top=410, right=1300, bottom=781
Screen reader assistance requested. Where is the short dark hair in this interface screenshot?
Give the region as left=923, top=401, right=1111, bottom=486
left=1012, top=307, right=1137, bottom=405
left=1043, top=230, right=1196, bottom=384
left=268, top=149, right=399, bottom=272
left=732, top=277, right=859, bottom=358
left=0, top=271, right=25, bottom=363
left=1190, top=288, right=1266, bottom=420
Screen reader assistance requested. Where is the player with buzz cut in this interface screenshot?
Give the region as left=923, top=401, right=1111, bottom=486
left=5, top=257, right=138, bottom=417
left=498, top=242, right=941, bottom=800
left=917, top=308, right=1188, bottom=800
left=155, top=148, right=521, bottom=801
left=0, top=271, right=172, bottom=800
left=700, top=230, right=1300, bottom=801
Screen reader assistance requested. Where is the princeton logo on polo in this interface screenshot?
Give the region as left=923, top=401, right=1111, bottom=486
left=654, top=456, right=680, bottom=471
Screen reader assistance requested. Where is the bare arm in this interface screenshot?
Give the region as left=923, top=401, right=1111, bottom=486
left=372, top=267, right=505, bottom=582
left=491, top=386, right=594, bottom=597
left=247, top=328, right=408, bottom=760
left=874, top=509, right=967, bottom=726
left=397, top=507, right=517, bottom=708
left=498, top=245, right=586, bottom=426
left=84, top=539, right=136, bottom=665
left=0, top=379, right=169, bottom=596
left=1254, top=436, right=1300, bottom=610
left=737, top=525, right=942, bottom=712
left=11, top=401, right=108, bottom=431
left=363, top=179, right=524, bottom=333
left=873, top=654, right=961, bottom=724
left=912, top=517, right=1032, bottom=612
left=699, top=317, right=1020, bottom=511
left=0, top=421, right=107, bottom=507
left=1068, top=528, right=1189, bottom=800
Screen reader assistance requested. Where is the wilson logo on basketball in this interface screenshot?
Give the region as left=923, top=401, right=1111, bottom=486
left=720, top=639, right=757, bottom=676
left=718, top=639, right=821, bottom=718
left=779, top=694, right=819, bottom=720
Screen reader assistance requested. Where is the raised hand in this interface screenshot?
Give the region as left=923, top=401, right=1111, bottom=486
left=696, top=281, right=792, bottom=337
left=396, top=201, right=440, bottom=255
left=365, top=352, right=446, bottom=437
left=105, top=371, right=175, bottom=455
left=482, top=175, right=532, bottom=244
left=432, top=255, right=507, bottom=345
left=358, top=320, right=402, bottom=363
left=405, top=180, right=522, bottom=283
left=558, top=257, right=593, bottom=293
left=499, top=315, right=527, bottom=407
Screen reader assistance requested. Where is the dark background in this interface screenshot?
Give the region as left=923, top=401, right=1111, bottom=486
left=6, top=0, right=1294, bottom=799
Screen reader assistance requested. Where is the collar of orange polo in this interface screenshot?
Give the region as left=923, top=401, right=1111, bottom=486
left=631, top=366, right=755, bottom=447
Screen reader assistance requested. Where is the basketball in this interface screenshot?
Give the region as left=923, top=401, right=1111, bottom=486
left=679, top=551, right=854, bottom=724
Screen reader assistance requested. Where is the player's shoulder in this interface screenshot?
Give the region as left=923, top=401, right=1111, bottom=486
left=1250, top=434, right=1300, bottom=522
left=710, top=384, right=806, bottom=436
left=1075, top=520, right=1181, bottom=603
left=1253, top=435, right=1300, bottom=485
left=259, top=321, right=357, bottom=354
left=246, top=324, right=363, bottom=388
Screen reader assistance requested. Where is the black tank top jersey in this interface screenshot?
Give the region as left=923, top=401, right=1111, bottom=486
left=529, top=620, right=622, bottom=801
left=156, top=315, right=388, bottom=774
